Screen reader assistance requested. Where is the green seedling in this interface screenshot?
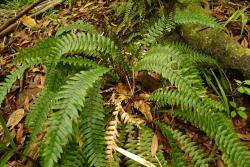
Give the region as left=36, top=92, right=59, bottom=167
left=235, top=79, right=250, bottom=96
left=229, top=101, right=247, bottom=119
left=224, top=6, right=249, bottom=38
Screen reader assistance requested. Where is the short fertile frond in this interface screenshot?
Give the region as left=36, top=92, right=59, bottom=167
left=56, top=142, right=86, bottom=167
left=138, top=14, right=175, bottom=48
left=174, top=5, right=222, bottom=29
left=174, top=109, right=250, bottom=167
left=79, top=84, right=106, bottom=167
left=41, top=67, right=109, bottom=167
left=156, top=122, right=209, bottom=167
left=155, top=122, right=187, bottom=167
left=116, top=0, right=133, bottom=34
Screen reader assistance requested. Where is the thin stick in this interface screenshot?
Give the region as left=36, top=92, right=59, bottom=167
left=0, top=0, right=45, bottom=32
left=0, top=0, right=64, bottom=38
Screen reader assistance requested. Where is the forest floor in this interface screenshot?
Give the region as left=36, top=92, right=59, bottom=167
left=0, top=0, right=250, bottom=166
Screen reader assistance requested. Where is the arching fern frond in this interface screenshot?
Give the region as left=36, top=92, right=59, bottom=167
left=149, top=88, right=225, bottom=112
left=116, top=0, right=133, bottom=34
left=174, top=5, right=222, bottom=29
left=14, top=37, right=58, bottom=65
left=174, top=109, right=250, bottom=167
left=156, top=122, right=209, bottom=167
left=55, top=20, right=98, bottom=37
left=60, top=56, right=100, bottom=69
left=56, top=142, right=86, bottom=167
left=0, top=58, right=43, bottom=106
left=123, top=125, right=140, bottom=167
left=0, top=65, right=28, bottom=106
left=155, top=122, right=187, bottom=167
left=136, top=45, right=205, bottom=96
left=41, top=67, right=109, bottom=167
left=138, top=124, right=168, bottom=167
left=123, top=124, right=168, bottom=167
left=49, top=32, right=130, bottom=80
left=138, top=14, right=175, bottom=48
left=79, top=84, right=106, bottom=167
left=25, top=64, right=72, bottom=154
left=168, top=42, right=219, bottom=68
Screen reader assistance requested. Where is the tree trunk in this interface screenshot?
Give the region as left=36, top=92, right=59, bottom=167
left=179, top=24, right=250, bottom=79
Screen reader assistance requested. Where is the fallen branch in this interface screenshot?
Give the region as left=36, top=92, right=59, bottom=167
left=0, top=0, right=64, bottom=38
left=0, top=0, right=45, bottom=32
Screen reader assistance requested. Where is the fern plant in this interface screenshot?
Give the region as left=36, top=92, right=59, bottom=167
left=0, top=0, right=250, bottom=167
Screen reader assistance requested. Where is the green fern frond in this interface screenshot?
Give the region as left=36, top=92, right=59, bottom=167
left=0, top=65, right=28, bottom=105
left=124, top=125, right=140, bottom=167
left=79, top=84, right=106, bottom=167
left=221, top=153, right=237, bottom=167
left=155, top=122, right=187, bottom=167
left=174, top=109, right=250, bottom=167
left=138, top=14, right=175, bottom=48
left=149, top=88, right=225, bottom=112
left=14, top=38, right=57, bottom=65
left=60, top=56, right=100, bottom=69
left=138, top=124, right=168, bottom=167
left=174, top=5, right=222, bottom=29
left=168, top=42, right=219, bottom=68
left=136, top=45, right=205, bottom=96
left=56, top=20, right=98, bottom=37
left=115, top=0, right=133, bottom=34
left=138, top=0, right=146, bottom=17
left=123, top=0, right=133, bottom=24
left=156, top=122, right=209, bottom=167
left=0, top=58, right=42, bottom=106
left=124, top=124, right=168, bottom=167
left=41, top=67, right=109, bottom=167
left=25, top=64, right=72, bottom=154
left=49, top=32, right=130, bottom=79
left=24, top=90, right=55, bottom=152
left=56, top=142, right=86, bottom=167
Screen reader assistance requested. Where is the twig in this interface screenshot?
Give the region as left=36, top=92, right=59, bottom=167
left=0, top=0, right=64, bottom=38
left=0, top=0, right=45, bottom=32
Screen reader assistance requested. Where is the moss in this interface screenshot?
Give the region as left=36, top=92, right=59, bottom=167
left=180, top=24, right=250, bottom=78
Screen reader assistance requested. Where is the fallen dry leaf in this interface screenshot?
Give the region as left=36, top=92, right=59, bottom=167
left=33, top=74, right=45, bottom=88
left=7, top=109, right=25, bottom=129
left=241, top=38, right=248, bottom=48
left=151, top=133, right=158, bottom=156
left=238, top=133, right=250, bottom=141
left=217, top=160, right=226, bottom=167
left=134, top=100, right=153, bottom=122
left=116, top=83, right=131, bottom=96
left=20, top=15, right=37, bottom=28
left=16, top=123, right=25, bottom=145
left=24, top=96, right=30, bottom=111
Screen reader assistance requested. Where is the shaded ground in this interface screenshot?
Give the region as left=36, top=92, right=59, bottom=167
left=0, top=0, right=250, bottom=166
